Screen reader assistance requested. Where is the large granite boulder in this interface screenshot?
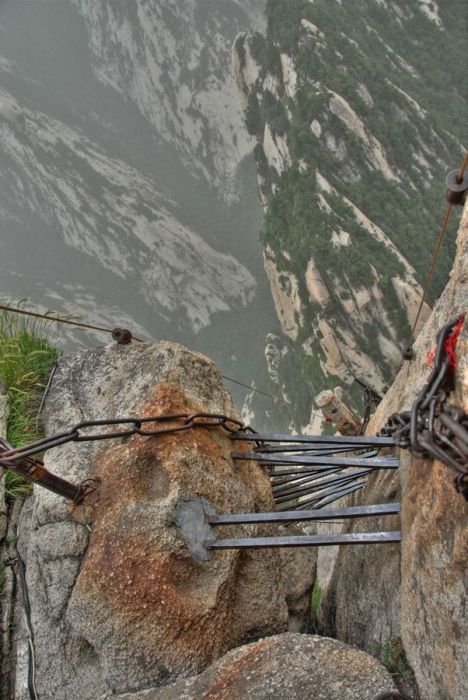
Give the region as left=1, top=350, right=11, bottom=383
left=101, top=633, right=398, bottom=699
left=14, top=341, right=313, bottom=699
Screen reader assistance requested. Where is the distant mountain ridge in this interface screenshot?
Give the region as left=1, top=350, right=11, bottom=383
left=233, top=0, right=466, bottom=426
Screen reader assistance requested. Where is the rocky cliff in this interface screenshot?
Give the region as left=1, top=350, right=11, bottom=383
left=0, top=88, right=255, bottom=333
left=3, top=207, right=466, bottom=700
left=71, top=0, right=263, bottom=192
left=234, top=0, right=466, bottom=426
left=3, top=0, right=464, bottom=431
left=319, top=200, right=468, bottom=700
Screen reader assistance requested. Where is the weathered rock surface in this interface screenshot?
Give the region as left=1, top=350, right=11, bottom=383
left=278, top=529, right=317, bottom=632
left=395, top=201, right=468, bottom=700
left=399, top=451, right=467, bottom=700
left=263, top=251, right=302, bottom=340
left=0, top=382, right=12, bottom=698
left=319, top=201, right=468, bottom=699
left=14, top=342, right=307, bottom=699
left=101, top=633, right=398, bottom=700
left=317, top=470, right=401, bottom=650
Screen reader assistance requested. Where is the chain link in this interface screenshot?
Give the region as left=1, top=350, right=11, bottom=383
left=0, top=412, right=250, bottom=464
left=379, top=316, right=467, bottom=499
left=0, top=413, right=252, bottom=503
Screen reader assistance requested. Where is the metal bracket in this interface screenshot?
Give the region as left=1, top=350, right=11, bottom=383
left=446, top=169, right=468, bottom=206
left=207, top=502, right=400, bottom=525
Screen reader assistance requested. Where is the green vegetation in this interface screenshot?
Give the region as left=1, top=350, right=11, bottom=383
left=75, top=637, right=96, bottom=659
left=0, top=305, right=60, bottom=499
left=373, top=637, right=415, bottom=687
left=263, top=167, right=321, bottom=268
left=265, top=0, right=313, bottom=54
left=249, top=0, right=462, bottom=296
left=242, top=0, right=464, bottom=422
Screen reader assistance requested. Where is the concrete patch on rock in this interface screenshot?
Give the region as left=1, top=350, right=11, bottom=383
left=174, top=497, right=216, bottom=562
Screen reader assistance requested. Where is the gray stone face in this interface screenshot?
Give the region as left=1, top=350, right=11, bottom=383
left=277, top=526, right=317, bottom=632
left=317, top=469, right=401, bottom=650
left=99, top=633, right=398, bottom=700
left=14, top=341, right=315, bottom=699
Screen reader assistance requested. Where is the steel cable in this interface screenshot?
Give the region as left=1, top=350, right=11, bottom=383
left=0, top=302, right=300, bottom=411
left=406, top=151, right=468, bottom=349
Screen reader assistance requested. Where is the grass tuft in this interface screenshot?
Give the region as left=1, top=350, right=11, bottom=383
left=0, top=302, right=60, bottom=499
left=372, top=636, right=414, bottom=685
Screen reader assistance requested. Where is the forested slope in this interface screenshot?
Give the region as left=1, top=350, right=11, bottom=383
left=234, top=0, right=466, bottom=426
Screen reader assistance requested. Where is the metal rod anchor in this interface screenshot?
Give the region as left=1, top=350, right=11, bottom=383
left=0, top=438, right=85, bottom=503
left=206, top=531, right=402, bottom=550
left=207, top=502, right=400, bottom=525
left=273, top=478, right=368, bottom=506
left=233, top=452, right=399, bottom=469
left=229, top=432, right=395, bottom=446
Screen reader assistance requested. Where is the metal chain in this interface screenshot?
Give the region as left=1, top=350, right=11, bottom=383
left=0, top=413, right=252, bottom=503
left=0, top=412, right=249, bottom=463
left=354, top=377, right=383, bottom=436
left=379, top=315, right=468, bottom=499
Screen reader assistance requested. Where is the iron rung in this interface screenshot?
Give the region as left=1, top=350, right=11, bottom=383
left=229, top=432, right=395, bottom=446
left=233, top=452, right=399, bottom=469
left=207, top=502, right=400, bottom=525
left=206, top=531, right=402, bottom=549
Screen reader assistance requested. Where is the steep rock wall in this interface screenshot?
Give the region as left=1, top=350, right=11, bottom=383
left=0, top=1, right=283, bottom=433
left=0, top=88, right=256, bottom=335
left=72, top=0, right=264, bottom=190
left=319, top=201, right=468, bottom=700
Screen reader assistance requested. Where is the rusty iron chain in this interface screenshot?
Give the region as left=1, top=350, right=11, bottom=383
left=354, top=377, right=383, bottom=436
left=0, top=413, right=252, bottom=503
left=379, top=316, right=468, bottom=499
left=0, top=412, right=249, bottom=463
